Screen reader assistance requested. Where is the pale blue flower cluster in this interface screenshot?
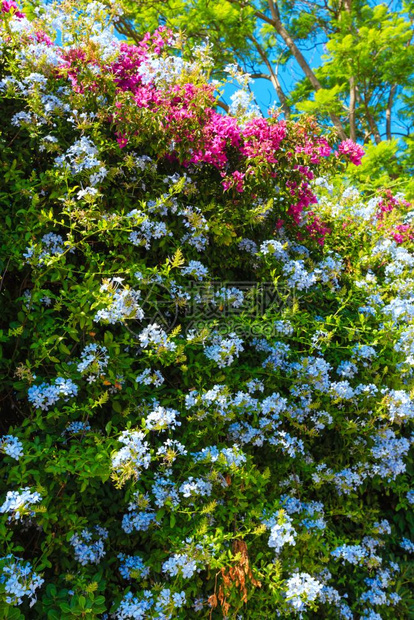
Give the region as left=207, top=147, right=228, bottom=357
left=116, top=588, right=186, bottom=620
left=360, top=566, right=401, bottom=607
left=264, top=511, right=297, bottom=554
left=156, top=439, right=187, bottom=464
left=179, top=476, right=213, bottom=499
left=128, top=209, right=170, bottom=249
left=331, top=544, right=368, bottom=565
left=0, top=487, right=42, bottom=522
left=70, top=526, right=108, bottom=565
left=181, top=260, right=209, bottom=280
left=139, top=323, right=177, bottom=352
left=64, top=421, right=91, bottom=435
left=145, top=405, right=181, bottom=431
left=77, top=343, right=109, bottom=381
left=337, top=360, right=358, bottom=378
left=122, top=493, right=157, bottom=533
left=0, top=435, right=23, bottom=460
left=400, top=538, right=414, bottom=553
left=136, top=368, right=164, bottom=387
left=274, top=320, right=294, bottom=336
left=28, top=377, right=78, bottom=410
left=284, top=572, right=323, bottom=612
left=212, top=286, right=244, bottom=309
left=0, top=555, right=44, bottom=607
left=55, top=136, right=107, bottom=186
left=152, top=474, right=180, bottom=508
left=192, top=444, right=246, bottom=468
left=94, top=280, right=144, bottom=324
left=238, top=238, right=258, bottom=254
left=370, top=429, right=411, bottom=480
left=383, top=389, right=414, bottom=423
left=179, top=205, right=209, bottom=251
left=118, top=553, right=150, bottom=580
left=204, top=332, right=244, bottom=367
left=23, top=232, right=68, bottom=265
left=111, top=430, right=151, bottom=479
left=162, top=552, right=200, bottom=579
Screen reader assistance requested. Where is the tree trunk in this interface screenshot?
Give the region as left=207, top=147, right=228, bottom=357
left=386, top=84, right=396, bottom=141
left=349, top=77, right=356, bottom=141
left=249, top=35, right=291, bottom=118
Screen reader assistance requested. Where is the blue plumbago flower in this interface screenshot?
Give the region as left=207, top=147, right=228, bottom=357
left=283, top=260, right=317, bottom=290
left=351, top=344, right=376, bottom=366
left=245, top=378, right=264, bottom=393
left=238, top=238, right=258, bottom=254
left=360, top=566, right=401, bottom=607
left=394, top=325, right=414, bottom=368
left=116, top=587, right=186, bottom=620
left=0, top=487, right=42, bottom=522
left=118, top=553, right=150, bottom=580
left=263, top=511, right=297, bottom=554
left=0, top=435, right=23, bottom=460
left=162, top=552, right=200, bottom=579
left=361, top=611, right=384, bottom=620
left=400, top=538, right=414, bottom=553
left=336, top=360, right=358, bottom=378
left=260, top=239, right=289, bottom=260
left=370, top=429, right=410, bottom=480
left=313, top=253, right=344, bottom=286
left=136, top=368, right=164, bottom=387
left=179, top=476, right=213, bottom=499
left=382, top=389, right=414, bottom=424
left=28, top=377, right=78, bottom=411
left=94, top=280, right=144, bottom=324
left=54, top=136, right=105, bottom=179
left=77, top=343, right=109, bottom=381
left=181, top=260, right=209, bottom=281
left=63, top=421, right=91, bottom=435
left=407, top=490, right=414, bottom=504
left=192, top=444, right=246, bottom=468
left=256, top=340, right=290, bottom=370
left=274, top=320, right=294, bottom=336
left=23, top=232, right=70, bottom=265
left=155, top=588, right=186, bottom=616
left=0, top=555, right=44, bottom=607
left=280, top=495, right=326, bottom=531
left=128, top=210, right=170, bottom=249
left=333, top=467, right=367, bottom=495
left=331, top=544, right=368, bottom=565
left=319, top=585, right=342, bottom=606
left=111, top=430, right=151, bottom=480
left=204, top=332, right=244, bottom=368
left=329, top=380, right=355, bottom=400
left=151, top=474, right=180, bottom=508
left=122, top=493, right=157, bottom=534
left=145, top=405, right=180, bottom=431
left=292, top=356, right=332, bottom=393
left=193, top=597, right=205, bottom=612
left=138, top=323, right=177, bottom=352
left=373, top=520, right=391, bottom=536
left=70, top=526, right=108, bottom=566
left=212, top=286, right=244, bottom=309
left=115, top=590, right=154, bottom=619
left=156, top=439, right=187, bottom=465
left=284, top=572, right=323, bottom=613
left=179, top=206, right=209, bottom=251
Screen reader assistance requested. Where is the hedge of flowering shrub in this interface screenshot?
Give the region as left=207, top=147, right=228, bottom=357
left=0, top=1, right=413, bottom=618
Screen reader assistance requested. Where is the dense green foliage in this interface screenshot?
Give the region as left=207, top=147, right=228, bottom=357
left=0, top=2, right=413, bottom=619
